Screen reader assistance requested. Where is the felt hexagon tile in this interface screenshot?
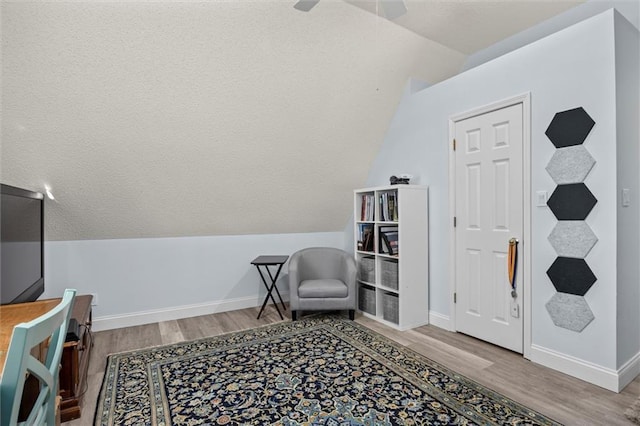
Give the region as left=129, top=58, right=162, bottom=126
left=548, top=221, right=598, bottom=258
left=545, top=145, right=595, bottom=184
left=545, top=106, right=598, bottom=333
left=545, top=107, right=595, bottom=148
left=545, top=293, right=594, bottom=332
left=547, top=257, right=597, bottom=296
left=547, top=183, right=597, bottom=220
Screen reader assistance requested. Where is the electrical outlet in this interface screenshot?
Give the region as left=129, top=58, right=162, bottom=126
left=510, top=301, right=519, bottom=318
left=91, top=293, right=98, bottom=306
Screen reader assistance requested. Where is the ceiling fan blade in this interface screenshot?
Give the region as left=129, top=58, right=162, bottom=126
left=380, top=0, right=407, bottom=21
left=294, top=0, right=320, bottom=12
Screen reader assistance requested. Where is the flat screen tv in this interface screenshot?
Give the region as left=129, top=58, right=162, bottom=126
left=1, top=184, right=44, bottom=305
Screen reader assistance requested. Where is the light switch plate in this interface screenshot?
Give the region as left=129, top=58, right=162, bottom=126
left=622, top=188, right=631, bottom=207
left=536, top=190, right=548, bottom=207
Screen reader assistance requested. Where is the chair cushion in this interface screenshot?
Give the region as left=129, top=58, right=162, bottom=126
left=298, top=279, right=348, bottom=298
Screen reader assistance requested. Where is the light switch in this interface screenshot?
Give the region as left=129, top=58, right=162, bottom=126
left=622, top=188, right=631, bottom=207
left=536, top=190, right=548, bottom=207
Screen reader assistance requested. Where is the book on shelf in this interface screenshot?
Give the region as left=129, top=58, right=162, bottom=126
left=379, top=191, right=398, bottom=222
left=387, top=232, right=398, bottom=256
left=379, top=226, right=398, bottom=256
left=357, top=223, right=374, bottom=252
left=360, top=194, right=374, bottom=221
left=390, top=193, right=398, bottom=221
left=379, top=232, right=392, bottom=255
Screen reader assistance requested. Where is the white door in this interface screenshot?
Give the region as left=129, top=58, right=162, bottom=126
left=454, top=103, right=523, bottom=353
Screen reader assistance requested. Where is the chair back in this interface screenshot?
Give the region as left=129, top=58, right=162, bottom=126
left=294, top=247, right=353, bottom=281
left=0, top=289, right=77, bottom=426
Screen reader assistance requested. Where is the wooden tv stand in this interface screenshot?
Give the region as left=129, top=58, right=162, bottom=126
left=59, top=294, right=93, bottom=422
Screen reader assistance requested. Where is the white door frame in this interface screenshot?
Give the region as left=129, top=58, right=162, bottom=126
left=448, top=93, right=532, bottom=359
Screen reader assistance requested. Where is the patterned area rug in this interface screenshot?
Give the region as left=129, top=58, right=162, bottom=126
left=95, top=317, right=562, bottom=425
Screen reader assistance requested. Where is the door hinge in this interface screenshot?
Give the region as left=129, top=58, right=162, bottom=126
left=454, top=292, right=457, bottom=303
left=453, top=139, right=456, bottom=151
left=453, top=217, right=457, bottom=227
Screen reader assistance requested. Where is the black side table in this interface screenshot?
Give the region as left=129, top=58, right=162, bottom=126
left=251, top=255, right=289, bottom=320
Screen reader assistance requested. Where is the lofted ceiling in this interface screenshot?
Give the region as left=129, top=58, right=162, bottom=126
left=1, top=0, right=586, bottom=241
left=347, top=0, right=585, bottom=54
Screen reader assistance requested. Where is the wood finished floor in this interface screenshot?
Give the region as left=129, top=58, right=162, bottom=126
left=71, top=305, right=639, bottom=426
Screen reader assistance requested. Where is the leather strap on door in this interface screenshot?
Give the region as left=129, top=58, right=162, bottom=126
left=508, top=238, right=518, bottom=298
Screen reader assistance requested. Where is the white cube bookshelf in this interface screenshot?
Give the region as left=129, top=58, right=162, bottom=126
left=354, top=185, right=429, bottom=330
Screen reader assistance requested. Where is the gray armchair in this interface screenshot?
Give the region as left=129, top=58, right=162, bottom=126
left=288, top=247, right=357, bottom=321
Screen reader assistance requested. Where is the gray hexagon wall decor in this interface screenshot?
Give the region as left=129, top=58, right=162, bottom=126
left=545, top=107, right=595, bottom=148
left=548, top=221, right=598, bottom=258
left=545, top=292, right=594, bottom=332
left=544, top=106, right=597, bottom=333
left=545, top=145, right=595, bottom=184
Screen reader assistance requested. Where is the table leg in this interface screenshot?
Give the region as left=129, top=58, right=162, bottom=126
left=261, top=268, right=283, bottom=312
left=255, top=266, right=284, bottom=320
left=266, top=264, right=287, bottom=311
left=256, top=285, right=273, bottom=320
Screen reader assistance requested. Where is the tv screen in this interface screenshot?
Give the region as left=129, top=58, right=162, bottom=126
left=1, top=184, right=44, bottom=305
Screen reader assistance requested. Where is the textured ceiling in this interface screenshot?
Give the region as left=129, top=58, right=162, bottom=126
left=1, top=1, right=586, bottom=241
left=1, top=1, right=465, bottom=240
left=347, top=0, right=585, bottom=54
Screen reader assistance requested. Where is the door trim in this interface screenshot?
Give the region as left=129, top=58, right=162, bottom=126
left=448, top=93, right=531, bottom=359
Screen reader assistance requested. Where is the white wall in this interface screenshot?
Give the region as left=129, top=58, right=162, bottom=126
left=344, top=79, right=452, bottom=315
left=351, top=10, right=634, bottom=389
left=343, top=79, right=433, bottom=246
left=463, top=1, right=639, bottom=70
left=354, top=12, right=619, bottom=330
left=614, top=11, right=640, bottom=369
left=44, top=231, right=345, bottom=330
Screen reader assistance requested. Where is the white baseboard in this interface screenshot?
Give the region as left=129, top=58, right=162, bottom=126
left=428, top=311, right=452, bottom=331
left=92, top=293, right=290, bottom=332
left=618, top=351, right=640, bottom=391
left=529, top=344, right=640, bottom=392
